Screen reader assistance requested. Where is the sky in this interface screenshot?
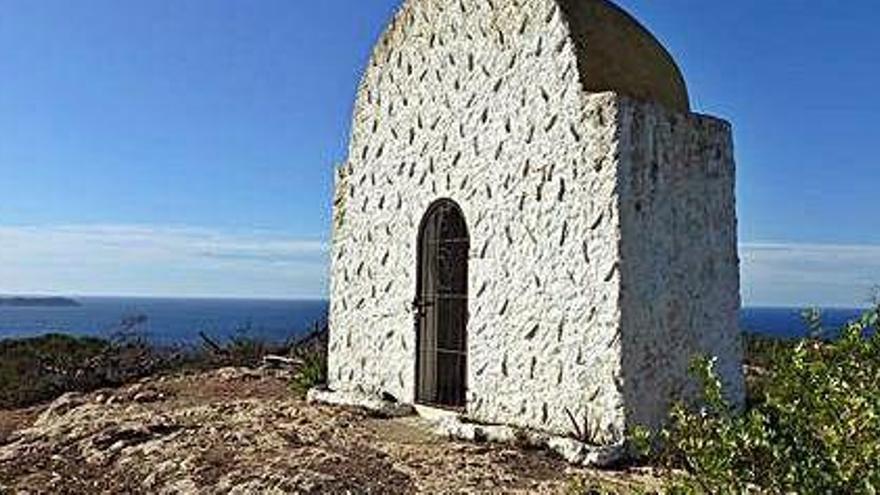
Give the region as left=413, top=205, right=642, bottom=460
left=1, top=0, right=878, bottom=306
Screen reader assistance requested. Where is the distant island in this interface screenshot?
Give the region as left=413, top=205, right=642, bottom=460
left=0, top=297, right=81, bottom=308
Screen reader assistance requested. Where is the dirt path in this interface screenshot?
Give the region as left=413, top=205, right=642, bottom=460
left=0, top=368, right=655, bottom=494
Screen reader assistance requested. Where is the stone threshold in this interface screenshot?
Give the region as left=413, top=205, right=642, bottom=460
left=307, top=388, right=625, bottom=468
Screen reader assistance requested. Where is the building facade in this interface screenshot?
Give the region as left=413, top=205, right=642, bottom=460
left=327, top=0, right=743, bottom=441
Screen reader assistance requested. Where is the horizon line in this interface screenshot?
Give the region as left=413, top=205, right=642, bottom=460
left=0, top=292, right=873, bottom=310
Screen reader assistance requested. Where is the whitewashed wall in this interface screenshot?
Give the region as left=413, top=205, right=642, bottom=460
left=616, top=99, right=745, bottom=430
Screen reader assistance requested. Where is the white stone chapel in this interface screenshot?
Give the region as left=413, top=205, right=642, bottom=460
left=326, top=0, right=744, bottom=441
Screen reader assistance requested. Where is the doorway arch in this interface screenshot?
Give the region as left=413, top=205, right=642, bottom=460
left=414, top=199, right=469, bottom=408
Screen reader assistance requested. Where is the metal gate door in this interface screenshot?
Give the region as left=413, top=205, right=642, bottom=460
left=415, top=199, right=469, bottom=408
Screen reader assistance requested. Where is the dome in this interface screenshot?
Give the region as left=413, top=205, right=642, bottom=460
left=560, top=0, right=690, bottom=112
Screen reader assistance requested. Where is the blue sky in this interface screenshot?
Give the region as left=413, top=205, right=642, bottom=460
left=1, top=0, right=878, bottom=306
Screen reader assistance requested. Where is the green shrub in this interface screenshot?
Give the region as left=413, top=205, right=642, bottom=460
left=648, top=307, right=880, bottom=494
left=290, top=347, right=327, bottom=397
left=288, top=324, right=328, bottom=397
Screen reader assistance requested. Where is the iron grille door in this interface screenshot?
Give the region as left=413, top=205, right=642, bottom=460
left=416, top=200, right=469, bottom=408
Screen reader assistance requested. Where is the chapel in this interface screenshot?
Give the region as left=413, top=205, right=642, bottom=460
left=327, top=0, right=744, bottom=440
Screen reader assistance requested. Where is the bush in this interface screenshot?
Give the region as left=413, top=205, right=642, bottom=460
left=0, top=333, right=161, bottom=409
left=647, top=307, right=880, bottom=493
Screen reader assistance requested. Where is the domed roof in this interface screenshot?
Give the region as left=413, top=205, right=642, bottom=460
left=560, top=0, right=690, bottom=112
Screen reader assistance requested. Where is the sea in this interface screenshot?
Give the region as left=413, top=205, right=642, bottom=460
left=0, top=297, right=870, bottom=346
left=0, top=297, right=329, bottom=347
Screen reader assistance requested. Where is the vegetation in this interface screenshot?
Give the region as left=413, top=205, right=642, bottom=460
left=0, top=317, right=329, bottom=410
left=195, top=328, right=278, bottom=370
left=635, top=306, right=880, bottom=494
left=200, top=321, right=328, bottom=397
left=0, top=333, right=159, bottom=409
left=291, top=326, right=328, bottom=402
left=566, top=477, right=656, bottom=495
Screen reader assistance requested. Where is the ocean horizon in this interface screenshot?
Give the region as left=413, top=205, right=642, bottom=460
left=0, top=296, right=870, bottom=346
left=0, top=297, right=329, bottom=347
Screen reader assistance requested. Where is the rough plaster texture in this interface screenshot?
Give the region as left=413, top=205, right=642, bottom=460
left=616, top=102, right=745, bottom=429
left=328, top=0, right=743, bottom=441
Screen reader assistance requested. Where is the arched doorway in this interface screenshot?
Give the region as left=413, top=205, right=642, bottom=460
left=415, top=199, right=469, bottom=408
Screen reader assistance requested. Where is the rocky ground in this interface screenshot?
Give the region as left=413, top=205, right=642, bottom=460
left=0, top=367, right=657, bottom=494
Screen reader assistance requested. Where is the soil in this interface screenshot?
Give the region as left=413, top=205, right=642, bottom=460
left=0, top=367, right=657, bottom=494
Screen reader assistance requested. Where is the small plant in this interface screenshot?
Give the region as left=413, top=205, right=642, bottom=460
left=565, top=406, right=602, bottom=445
left=290, top=347, right=327, bottom=397
left=626, top=425, right=653, bottom=461
left=289, top=322, right=329, bottom=397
